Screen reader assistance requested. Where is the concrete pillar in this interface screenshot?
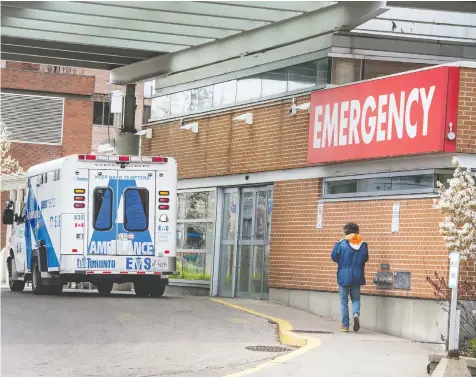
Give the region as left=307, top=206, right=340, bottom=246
left=123, top=84, right=136, bottom=132
left=114, top=131, right=140, bottom=156
left=114, top=84, right=140, bottom=156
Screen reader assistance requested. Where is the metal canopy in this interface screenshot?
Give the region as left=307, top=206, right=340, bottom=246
left=0, top=1, right=334, bottom=71
left=1, top=1, right=475, bottom=84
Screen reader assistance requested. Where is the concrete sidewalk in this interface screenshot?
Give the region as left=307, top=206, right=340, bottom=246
left=213, top=298, right=436, bottom=377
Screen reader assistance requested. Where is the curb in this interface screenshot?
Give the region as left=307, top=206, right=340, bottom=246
left=211, top=298, right=321, bottom=376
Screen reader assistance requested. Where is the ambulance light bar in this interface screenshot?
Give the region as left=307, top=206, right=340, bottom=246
left=78, top=155, right=168, bottom=163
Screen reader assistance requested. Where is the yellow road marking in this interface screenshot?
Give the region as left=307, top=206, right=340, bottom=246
left=211, top=298, right=321, bottom=377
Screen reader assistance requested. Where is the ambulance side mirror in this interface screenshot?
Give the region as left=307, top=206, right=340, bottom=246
left=2, top=208, right=14, bottom=225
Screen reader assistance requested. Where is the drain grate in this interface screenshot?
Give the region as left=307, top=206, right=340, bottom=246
left=291, top=330, right=334, bottom=334
left=246, top=346, right=292, bottom=353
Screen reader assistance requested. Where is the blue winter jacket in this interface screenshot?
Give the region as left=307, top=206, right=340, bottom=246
left=331, top=234, right=369, bottom=287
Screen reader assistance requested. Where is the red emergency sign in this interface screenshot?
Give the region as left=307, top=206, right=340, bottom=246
left=307, top=66, right=460, bottom=164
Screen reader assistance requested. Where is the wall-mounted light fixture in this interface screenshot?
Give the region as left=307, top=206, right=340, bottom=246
left=181, top=122, right=199, bottom=134
left=289, top=98, right=311, bottom=115
left=233, top=112, right=253, bottom=125
left=135, top=129, right=153, bottom=139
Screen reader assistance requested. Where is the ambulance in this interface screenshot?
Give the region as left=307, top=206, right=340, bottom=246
left=2, top=154, right=177, bottom=297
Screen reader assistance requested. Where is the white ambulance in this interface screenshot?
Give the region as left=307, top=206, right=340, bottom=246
left=2, top=154, right=177, bottom=297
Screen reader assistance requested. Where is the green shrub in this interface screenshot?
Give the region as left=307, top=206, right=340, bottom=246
left=466, top=338, right=476, bottom=358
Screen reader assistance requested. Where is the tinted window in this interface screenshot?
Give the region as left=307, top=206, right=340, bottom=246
left=261, top=69, right=287, bottom=97
left=326, top=180, right=358, bottom=194
left=287, top=61, right=317, bottom=91
left=93, top=187, right=113, bottom=231
left=124, top=188, right=149, bottom=232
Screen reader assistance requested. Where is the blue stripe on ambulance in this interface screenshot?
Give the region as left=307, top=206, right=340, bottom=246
left=88, top=178, right=154, bottom=255
left=25, top=185, right=60, bottom=270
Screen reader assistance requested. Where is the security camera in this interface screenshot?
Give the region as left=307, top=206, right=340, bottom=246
left=288, top=104, right=297, bottom=115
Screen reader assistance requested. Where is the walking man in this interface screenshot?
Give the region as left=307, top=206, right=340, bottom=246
left=331, top=222, right=369, bottom=332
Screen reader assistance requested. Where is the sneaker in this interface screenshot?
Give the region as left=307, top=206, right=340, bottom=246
left=353, top=315, right=360, bottom=332
left=340, top=325, right=349, bottom=332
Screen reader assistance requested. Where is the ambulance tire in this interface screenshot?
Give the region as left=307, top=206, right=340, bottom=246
left=97, top=281, right=113, bottom=296
left=134, top=281, right=150, bottom=297
left=149, top=284, right=166, bottom=298
left=31, top=259, right=46, bottom=295
left=9, top=280, right=25, bottom=292
left=7, top=257, right=25, bottom=292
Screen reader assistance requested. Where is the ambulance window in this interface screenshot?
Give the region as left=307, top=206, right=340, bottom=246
left=93, top=187, right=113, bottom=231
left=124, top=188, right=149, bottom=232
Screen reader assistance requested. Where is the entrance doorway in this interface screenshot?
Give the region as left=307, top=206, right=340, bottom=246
left=217, top=186, right=273, bottom=299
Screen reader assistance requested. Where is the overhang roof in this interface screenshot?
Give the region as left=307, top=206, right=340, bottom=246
left=0, top=1, right=334, bottom=70
left=1, top=1, right=475, bottom=85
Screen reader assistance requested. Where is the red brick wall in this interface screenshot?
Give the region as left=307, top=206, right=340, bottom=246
left=62, top=100, right=93, bottom=156
left=142, top=97, right=310, bottom=179
left=457, top=68, right=476, bottom=154
left=1, top=66, right=94, bottom=248
left=1, top=67, right=94, bottom=96
left=269, top=179, right=476, bottom=299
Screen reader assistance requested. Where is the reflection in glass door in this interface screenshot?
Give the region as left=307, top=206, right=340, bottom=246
left=217, top=189, right=239, bottom=297
left=236, top=186, right=273, bottom=299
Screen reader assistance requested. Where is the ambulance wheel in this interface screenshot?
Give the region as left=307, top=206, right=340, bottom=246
left=7, top=257, right=25, bottom=292
left=97, top=281, right=113, bottom=296
left=31, top=259, right=45, bottom=295
left=134, top=280, right=150, bottom=297
left=149, top=285, right=166, bottom=298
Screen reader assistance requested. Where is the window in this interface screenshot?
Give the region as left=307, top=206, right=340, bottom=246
left=93, top=101, right=114, bottom=126
left=150, top=57, right=331, bottom=120
left=170, top=91, right=191, bottom=115
left=93, top=187, right=113, bottom=231
left=151, top=95, right=171, bottom=119
left=236, top=75, right=262, bottom=102
left=317, top=58, right=331, bottom=85
left=124, top=188, right=149, bottom=232
left=190, top=86, right=213, bottom=111
left=323, top=170, right=451, bottom=199
left=143, top=105, right=151, bottom=124
left=287, top=61, right=317, bottom=91
left=175, top=189, right=216, bottom=281
left=213, top=80, right=237, bottom=107
left=261, top=69, right=287, bottom=97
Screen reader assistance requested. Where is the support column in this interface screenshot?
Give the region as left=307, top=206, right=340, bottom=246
left=114, top=84, right=140, bottom=156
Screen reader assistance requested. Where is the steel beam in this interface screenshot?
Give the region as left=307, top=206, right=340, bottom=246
left=1, top=36, right=159, bottom=60
left=1, top=53, right=119, bottom=70
left=110, top=1, right=387, bottom=84
left=332, top=32, right=476, bottom=61
left=1, top=18, right=199, bottom=49
left=387, top=1, right=476, bottom=13
left=214, top=1, right=333, bottom=13
left=88, top=1, right=305, bottom=22
left=1, top=6, right=220, bottom=41
left=4, top=1, right=265, bottom=31
left=1, top=44, right=139, bottom=66
left=357, top=18, right=476, bottom=42
left=1, top=27, right=182, bottom=53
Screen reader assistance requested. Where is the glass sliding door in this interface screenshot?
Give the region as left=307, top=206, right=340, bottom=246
left=217, top=189, right=239, bottom=297
left=236, top=186, right=273, bottom=299
left=217, top=185, right=273, bottom=299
